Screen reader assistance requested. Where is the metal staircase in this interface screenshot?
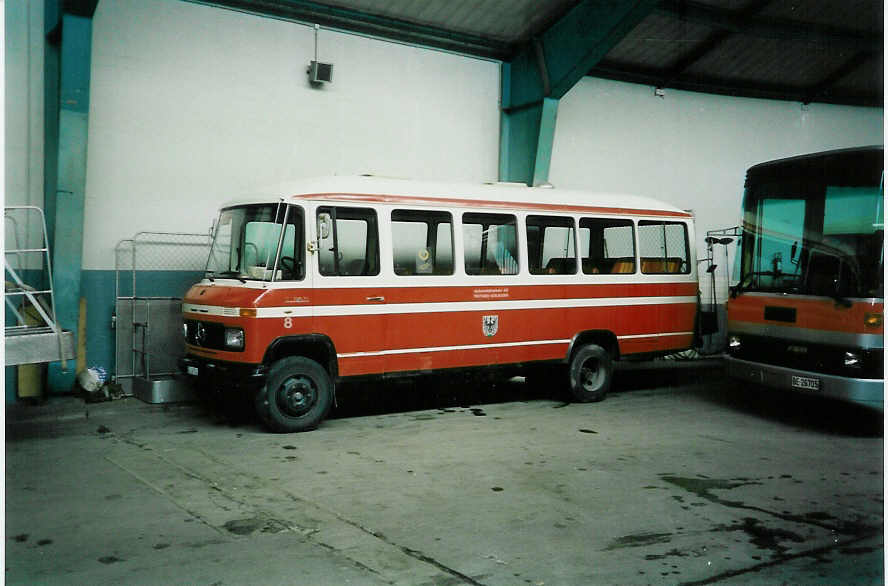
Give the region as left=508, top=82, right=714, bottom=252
left=5, top=206, right=75, bottom=367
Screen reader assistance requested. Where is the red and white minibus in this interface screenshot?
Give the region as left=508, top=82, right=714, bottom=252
left=180, top=177, right=698, bottom=431
left=726, top=147, right=883, bottom=409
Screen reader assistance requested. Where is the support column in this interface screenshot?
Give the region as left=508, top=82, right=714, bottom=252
left=47, top=13, right=92, bottom=393
left=498, top=0, right=657, bottom=185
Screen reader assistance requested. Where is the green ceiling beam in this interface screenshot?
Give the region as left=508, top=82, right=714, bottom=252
left=500, top=0, right=657, bottom=185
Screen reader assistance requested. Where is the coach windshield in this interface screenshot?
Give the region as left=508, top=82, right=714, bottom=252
left=205, top=203, right=305, bottom=282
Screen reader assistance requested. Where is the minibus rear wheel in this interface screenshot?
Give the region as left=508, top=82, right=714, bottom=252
left=256, top=356, right=333, bottom=432
left=568, top=344, right=612, bottom=402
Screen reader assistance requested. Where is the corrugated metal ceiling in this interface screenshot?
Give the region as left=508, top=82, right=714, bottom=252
left=200, top=0, right=883, bottom=106
left=301, top=0, right=579, bottom=44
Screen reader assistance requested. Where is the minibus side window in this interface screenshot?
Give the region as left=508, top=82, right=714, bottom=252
left=638, top=220, right=690, bottom=274
left=526, top=215, right=577, bottom=275
left=579, top=218, right=636, bottom=274
left=317, top=206, right=380, bottom=276
left=391, top=210, right=454, bottom=275
left=462, top=213, right=519, bottom=275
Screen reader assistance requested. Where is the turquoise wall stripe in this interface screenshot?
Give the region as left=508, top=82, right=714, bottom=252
left=6, top=269, right=203, bottom=403
left=6, top=367, right=17, bottom=403
left=82, top=270, right=204, bottom=376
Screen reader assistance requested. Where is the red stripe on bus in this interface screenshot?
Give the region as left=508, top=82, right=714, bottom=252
left=185, top=282, right=698, bottom=308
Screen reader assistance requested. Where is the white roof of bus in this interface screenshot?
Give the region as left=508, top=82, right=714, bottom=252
left=223, top=176, right=690, bottom=216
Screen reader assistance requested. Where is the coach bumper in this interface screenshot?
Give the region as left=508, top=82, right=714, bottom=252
left=726, top=356, right=883, bottom=411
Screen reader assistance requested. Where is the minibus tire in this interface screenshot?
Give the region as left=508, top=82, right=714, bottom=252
left=568, top=344, right=612, bottom=403
left=257, top=357, right=333, bottom=432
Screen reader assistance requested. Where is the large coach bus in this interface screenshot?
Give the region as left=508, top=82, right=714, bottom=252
left=726, top=147, right=884, bottom=409
left=180, top=177, right=698, bottom=431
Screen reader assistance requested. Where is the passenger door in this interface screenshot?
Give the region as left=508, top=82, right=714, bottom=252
left=638, top=219, right=693, bottom=352
left=385, top=209, right=456, bottom=373
left=314, top=206, right=386, bottom=376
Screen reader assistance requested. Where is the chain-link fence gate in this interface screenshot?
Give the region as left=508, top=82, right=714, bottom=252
left=114, top=232, right=210, bottom=400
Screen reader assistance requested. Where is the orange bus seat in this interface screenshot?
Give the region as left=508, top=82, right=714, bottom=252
left=610, top=259, right=635, bottom=273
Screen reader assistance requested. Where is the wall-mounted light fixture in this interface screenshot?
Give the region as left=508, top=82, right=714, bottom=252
left=308, top=24, right=333, bottom=85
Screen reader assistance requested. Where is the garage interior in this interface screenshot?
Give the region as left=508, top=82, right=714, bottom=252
left=5, top=0, right=884, bottom=584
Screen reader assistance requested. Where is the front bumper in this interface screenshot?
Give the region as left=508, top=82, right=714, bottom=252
left=178, top=355, right=267, bottom=390
left=726, top=356, right=883, bottom=411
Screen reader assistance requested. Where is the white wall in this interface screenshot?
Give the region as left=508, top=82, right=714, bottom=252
left=5, top=0, right=46, bottom=255
left=83, top=0, right=500, bottom=270
left=550, top=78, right=883, bottom=302
left=74, top=0, right=888, bottom=286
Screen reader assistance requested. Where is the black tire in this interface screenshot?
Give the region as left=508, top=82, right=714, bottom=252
left=255, top=357, right=333, bottom=432
left=568, top=344, right=613, bottom=403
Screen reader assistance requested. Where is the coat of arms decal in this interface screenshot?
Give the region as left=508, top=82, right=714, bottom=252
left=482, top=315, right=499, bottom=337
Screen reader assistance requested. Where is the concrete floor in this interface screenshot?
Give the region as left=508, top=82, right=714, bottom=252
left=5, top=361, right=884, bottom=585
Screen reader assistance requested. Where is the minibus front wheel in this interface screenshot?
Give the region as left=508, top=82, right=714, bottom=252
left=568, top=344, right=613, bottom=402
left=256, top=356, right=333, bottom=432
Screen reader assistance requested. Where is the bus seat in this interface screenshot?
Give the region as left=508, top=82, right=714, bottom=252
left=664, top=258, right=683, bottom=273
left=641, top=257, right=683, bottom=273
left=641, top=258, right=662, bottom=273
left=544, top=258, right=577, bottom=274
left=581, top=258, right=600, bottom=274
left=611, top=259, right=635, bottom=273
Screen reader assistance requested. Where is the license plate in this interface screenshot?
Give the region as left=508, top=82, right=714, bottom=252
left=791, top=375, right=820, bottom=391
left=187, top=365, right=199, bottom=376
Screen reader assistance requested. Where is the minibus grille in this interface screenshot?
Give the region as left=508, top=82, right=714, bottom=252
left=184, top=319, right=227, bottom=350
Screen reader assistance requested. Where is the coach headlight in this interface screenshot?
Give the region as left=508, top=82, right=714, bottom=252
left=224, top=327, right=245, bottom=350
left=728, top=335, right=741, bottom=349
left=843, top=351, right=861, bottom=368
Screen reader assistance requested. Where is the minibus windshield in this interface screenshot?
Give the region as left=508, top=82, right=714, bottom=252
left=205, top=203, right=304, bottom=281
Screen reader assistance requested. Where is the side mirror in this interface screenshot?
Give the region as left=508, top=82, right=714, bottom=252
left=209, top=218, right=217, bottom=239
left=318, top=213, right=332, bottom=239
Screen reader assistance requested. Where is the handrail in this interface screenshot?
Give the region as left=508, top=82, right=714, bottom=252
left=4, top=206, right=67, bottom=371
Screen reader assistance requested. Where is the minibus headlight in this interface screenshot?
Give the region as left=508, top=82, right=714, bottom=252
left=224, top=327, right=245, bottom=350
left=728, top=335, right=741, bottom=349
left=843, top=351, right=861, bottom=368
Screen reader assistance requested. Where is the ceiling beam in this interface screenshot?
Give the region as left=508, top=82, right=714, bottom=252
left=500, top=0, right=658, bottom=186
left=660, top=0, right=773, bottom=86
left=656, top=0, right=882, bottom=53
left=589, top=61, right=882, bottom=107
left=803, top=51, right=877, bottom=104
left=506, top=0, right=659, bottom=110
left=185, top=0, right=512, bottom=60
